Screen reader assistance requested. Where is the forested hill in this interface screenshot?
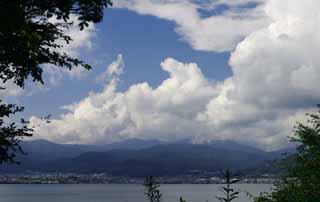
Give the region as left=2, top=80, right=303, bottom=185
left=0, top=139, right=293, bottom=177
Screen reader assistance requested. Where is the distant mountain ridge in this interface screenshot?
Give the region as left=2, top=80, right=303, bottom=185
left=0, top=139, right=292, bottom=176
left=19, top=138, right=166, bottom=161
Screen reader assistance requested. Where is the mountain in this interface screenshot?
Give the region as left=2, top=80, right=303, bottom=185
left=20, top=139, right=99, bottom=161
left=103, top=138, right=166, bottom=150
left=17, top=138, right=166, bottom=162
left=0, top=138, right=166, bottom=172
left=0, top=139, right=287, bottom=176
left=208, top=140, right=266, bottom=154
left=45, top=143, right=273, bottom=177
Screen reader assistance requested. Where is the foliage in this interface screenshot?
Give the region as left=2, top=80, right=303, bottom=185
left=0, top=0, right=112, bottom=163
left=144, top=176, right=162, bottom=202
left=0, top=101, right=32, bottom=164
left=179, top=196, right=187, bottom=202
left=255, top=105, right=320, bottom=202
left=0, top=0, right=112, bottom=88
left=216, top=169, right=240, bottom=202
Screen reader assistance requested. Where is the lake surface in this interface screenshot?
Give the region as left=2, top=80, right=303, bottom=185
left=0, top=184, right=272, bottom=202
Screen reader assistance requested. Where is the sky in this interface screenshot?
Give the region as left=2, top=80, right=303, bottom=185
left=3, top=0, right=320, bottom=151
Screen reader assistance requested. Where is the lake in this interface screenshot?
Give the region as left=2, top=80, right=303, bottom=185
left=0, top=184, right=272, bottom=202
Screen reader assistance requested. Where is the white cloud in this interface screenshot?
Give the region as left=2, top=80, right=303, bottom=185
left=198, top=0, right=320, bottom=148
left=96, top=54, right=124, bottom=83
left=228, top=0, right=320, bottom=108
left=31, top=0, right=320, bottom=150
left=114, top=0, right=269, bottom=52
left=30, top=56, right=217, bottom=145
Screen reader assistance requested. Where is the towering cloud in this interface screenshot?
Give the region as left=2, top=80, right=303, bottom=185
left=30, top=57, right=217, bottom=145
left=198, top=0, right=320, bottom=149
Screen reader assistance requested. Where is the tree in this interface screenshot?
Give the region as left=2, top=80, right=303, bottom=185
left=0, top=101, right=32, bottom=164
left=216, top=170, right=240, bottom=202
left=144, top=176, right=163, bottom=202
left=145, top=169, right=240, bottom=202
left=0, top=0, right=112, bottom=87
left=255, top=105, right=320, bottom=202
left=0, top=0, right=112, bottom=163
left=179, top=169, right=241, bottom=202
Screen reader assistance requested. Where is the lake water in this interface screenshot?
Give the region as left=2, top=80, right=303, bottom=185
left=0, top=184, right=272, bottom=202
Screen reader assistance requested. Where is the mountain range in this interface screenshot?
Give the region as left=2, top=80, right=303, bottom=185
left=0, top=139, right=294, bottom=177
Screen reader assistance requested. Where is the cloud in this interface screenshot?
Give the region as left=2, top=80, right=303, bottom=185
left=96, top=54, right=124, bottom=83
left=197, top=0, right=320, bottom=149
left=114, top=0, right=269, bottom=52
left=31, top=0, right=320, bottom=150
left=30, top=56, right=217, bottom=145
left=228, top=0, right=320, bottom=108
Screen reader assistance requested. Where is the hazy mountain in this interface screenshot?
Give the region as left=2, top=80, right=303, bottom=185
left=18, top=138, right=166, bottom=162
left=0, top=138, right=165, bottom=172
left=44, top=143, right=276, bottom=176
left=20, top=139, right=98, bottom=161
left=208, top=140, right=266, bottom=154
left=0, top=139, right=288, bottom=176
left=103, top=138, right=166, bottom=151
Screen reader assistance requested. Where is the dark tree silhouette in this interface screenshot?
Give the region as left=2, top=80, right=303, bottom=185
left=179, top=196, right=187, bottom=202
left=145, top=171, right=241, bottom=202
left=216, top=170, right=240, bottom=202
left=179, top=170, right=241, bottom=202
left=255, top=105, right=320, bottom=202
left=144, top=176, right=162, bottom=202
left=0, top=0, right=112, bottom=163
left=0, top=0, right=112, bottom=87
left=0, top=101, right=32, bottom=164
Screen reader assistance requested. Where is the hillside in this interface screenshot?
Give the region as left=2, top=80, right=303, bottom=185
left=0, top=139, right=288, bottom=176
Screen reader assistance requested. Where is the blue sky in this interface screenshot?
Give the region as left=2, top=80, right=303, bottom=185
left=11, top=0, right=320, bottom=150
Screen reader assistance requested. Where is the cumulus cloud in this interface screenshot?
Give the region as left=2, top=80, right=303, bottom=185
left=198, top=0, right=320, bottom=149
left=31, top=0, right=320, bottom=150
left=114, top=0, right=269, bottom=52
left=30, top=56, right=217, bottom=144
